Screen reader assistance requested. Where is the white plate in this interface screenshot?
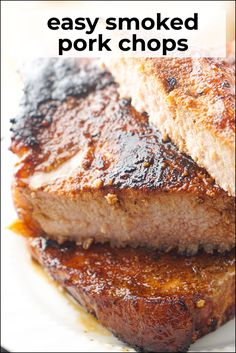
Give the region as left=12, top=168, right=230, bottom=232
left=1, top=134, right=235, bottom=353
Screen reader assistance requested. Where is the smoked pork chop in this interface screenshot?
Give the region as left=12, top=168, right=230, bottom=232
left=11, top=59, right=235, bottom=254
left=29, top=236, right=235, bottom=353
left=104, top=51, right=235, bottom=196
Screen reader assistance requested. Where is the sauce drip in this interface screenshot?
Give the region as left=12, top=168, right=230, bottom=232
left=31, top=258, right=110, bottom=337
left=8, top=219, right=36, bottom=238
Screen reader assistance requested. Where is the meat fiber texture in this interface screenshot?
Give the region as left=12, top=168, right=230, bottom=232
left=11, top=59, right=235, bottom=254
left=104, top=49, right=235, bottom=197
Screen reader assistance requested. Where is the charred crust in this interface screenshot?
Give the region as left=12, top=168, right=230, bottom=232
left=166, top=77, right=177, bottom=92
left=176, top=298, right=189, bottom=312
left=11, top=59, right=231, bottom=198
left=29, top=238, right=235, bottom=353
left=207, top=317, right=218, bottom=331
left=10, top=59, right=114, bottom=152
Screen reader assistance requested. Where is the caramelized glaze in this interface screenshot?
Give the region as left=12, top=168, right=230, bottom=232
left=29, top=237, right=235, bottom=352
left=8, top=219, right=36, bottom=238
left=10, top=59, right=231, bottom=198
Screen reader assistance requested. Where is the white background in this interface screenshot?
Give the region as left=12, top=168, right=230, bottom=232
left=1, top=1, right=234, bottom=58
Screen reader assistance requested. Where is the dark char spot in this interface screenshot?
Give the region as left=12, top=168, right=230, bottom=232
left=166, top=77, right=177, bottom=91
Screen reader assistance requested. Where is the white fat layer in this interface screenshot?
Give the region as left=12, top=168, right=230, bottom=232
left=27, top=150, right=85, bottom=189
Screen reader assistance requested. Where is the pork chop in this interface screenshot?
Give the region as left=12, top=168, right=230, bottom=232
left=104, top=50, right=235, bottom=196
left=11, top=59, right=235, bottom=254
left=29, top=236, right=235, bottom=353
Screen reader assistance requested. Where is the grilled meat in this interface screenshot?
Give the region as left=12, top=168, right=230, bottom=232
left=104, top=50, right=235, bottom=196
left=11, top=59, right=235, bottom=254
left=29, top=236, right=235, bottom=353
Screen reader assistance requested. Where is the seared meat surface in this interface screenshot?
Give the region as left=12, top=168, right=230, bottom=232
left=11, top=59, right=235, bottom=254
left=29, top=236, right=235, bottom=353
left=105, top=51, right=235, bottom=196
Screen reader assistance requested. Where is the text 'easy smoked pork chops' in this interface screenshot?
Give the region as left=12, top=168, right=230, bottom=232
left=11, top=59, right=235, bottom=254
left=29, top=236, right=235, bottom=353
left=105, top=48, right=235, bottom=196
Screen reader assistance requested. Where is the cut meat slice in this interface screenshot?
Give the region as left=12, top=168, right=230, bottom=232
left=104, top=49, right=235, bottom=196
left=28, top=236, right=235, bottom=353
left=11, top=59, right=235, bottom=254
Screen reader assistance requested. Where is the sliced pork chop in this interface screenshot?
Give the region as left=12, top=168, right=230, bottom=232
left=29, top=236, right=235, bottom=353
left=11, top=59, right=235, bottom=254
left=104, top=51, right=235, bottom=196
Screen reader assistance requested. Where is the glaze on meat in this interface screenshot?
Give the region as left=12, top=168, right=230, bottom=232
left=29, top=237, right=235, bottom=353
left=11, top=59, right=235, bottom=254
